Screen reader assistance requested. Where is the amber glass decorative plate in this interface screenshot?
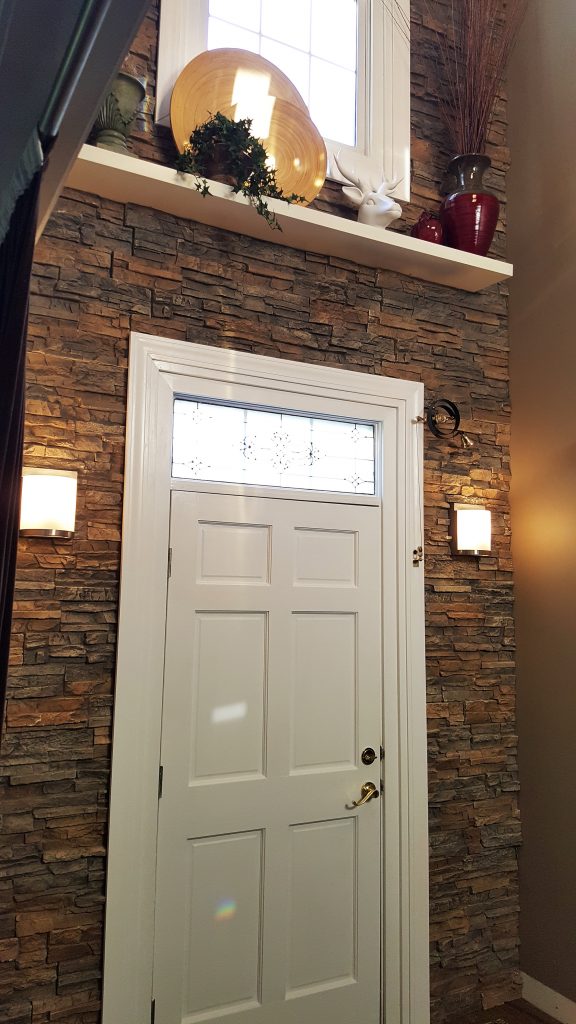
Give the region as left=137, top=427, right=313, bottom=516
left=170, top=48, right=327, bottom=206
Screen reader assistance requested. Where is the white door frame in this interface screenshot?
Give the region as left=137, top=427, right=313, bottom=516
left=102, top=332, right=429, bottom=1024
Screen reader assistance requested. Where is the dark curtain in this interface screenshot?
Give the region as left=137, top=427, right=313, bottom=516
left=0, top=172, right=41, bottom=732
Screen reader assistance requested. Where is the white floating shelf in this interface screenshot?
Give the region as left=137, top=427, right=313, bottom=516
left=67, top=146, right=513, bottom=293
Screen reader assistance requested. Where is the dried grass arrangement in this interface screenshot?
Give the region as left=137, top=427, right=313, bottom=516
left=432, top=0, right=528, bottom=156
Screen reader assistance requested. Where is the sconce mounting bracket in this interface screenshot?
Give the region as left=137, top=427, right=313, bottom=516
left=426, top=399, right=461, bottom=438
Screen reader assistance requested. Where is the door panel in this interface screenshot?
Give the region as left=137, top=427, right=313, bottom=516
left=293, top=528, right=357, bottom=587
left=287, top=818, right=356, bottom=993
left=197, top=522, right=271, bottom=584
left=184, top=832, right=263, bottom=1018
left=290, top=613, right=357, bottom=771
left=191, top=612, right=267, bottom=780
left=153, top=491, right=382, bottom=1024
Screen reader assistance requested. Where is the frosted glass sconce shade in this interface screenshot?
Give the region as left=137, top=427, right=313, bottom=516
left=20, top=469, right=78, bottom=539
left=450, top=504, right=491, bottom=556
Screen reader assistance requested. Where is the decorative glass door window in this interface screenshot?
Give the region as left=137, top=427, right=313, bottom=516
left=207, top=0, right=359, bottom=147
left=172, top=399, right=376, bottom=494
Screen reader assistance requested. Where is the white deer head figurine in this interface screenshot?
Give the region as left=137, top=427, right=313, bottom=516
left=333, top=153, right=403, bottom=230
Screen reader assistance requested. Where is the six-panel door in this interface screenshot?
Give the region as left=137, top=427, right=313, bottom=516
left=153, top=490, right=383, bottom=1023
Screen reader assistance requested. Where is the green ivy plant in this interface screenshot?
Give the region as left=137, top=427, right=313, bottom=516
left=175, top=111, right=304, bottom=230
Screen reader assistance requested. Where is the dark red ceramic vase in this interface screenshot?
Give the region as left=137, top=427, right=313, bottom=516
left=440, top=155, right=499, bottom=257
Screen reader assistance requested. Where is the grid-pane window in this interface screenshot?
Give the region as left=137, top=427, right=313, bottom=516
left=172, top=399, right=375, bottom=494
left=207, top=0, right=358, bottom=147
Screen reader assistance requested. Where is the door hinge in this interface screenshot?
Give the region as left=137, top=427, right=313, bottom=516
left=151, top=998, right=156, bottom=1024
left=158, top=765, right=163, bottom=799
left=167, top=547, right=172, bottom=579
left=412, top=545, right=423, bottom=567
left=380, top=745, right=385, bottom=761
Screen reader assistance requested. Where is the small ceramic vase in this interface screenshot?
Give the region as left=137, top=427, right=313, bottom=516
left=411, top=211, right=444, bottom=244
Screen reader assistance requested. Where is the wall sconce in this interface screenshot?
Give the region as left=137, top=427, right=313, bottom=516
left=449, top=503, right=491, bottom=557
left=20, top=468, right=78, bottom=539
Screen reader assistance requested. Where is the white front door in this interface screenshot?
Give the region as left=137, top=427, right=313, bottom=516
left=153, top=488, right=383, bottom=1024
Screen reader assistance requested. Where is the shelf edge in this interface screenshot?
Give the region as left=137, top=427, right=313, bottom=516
left=65, top=146, right=513, bottom=293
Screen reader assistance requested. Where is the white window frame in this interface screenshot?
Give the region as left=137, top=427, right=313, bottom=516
left=156, top=0, right=411, bottom=200
left=102, top=333, right=428, bottom=1024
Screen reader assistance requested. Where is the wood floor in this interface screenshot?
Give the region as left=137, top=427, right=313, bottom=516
left=458, top=999, right=559, bottom=1024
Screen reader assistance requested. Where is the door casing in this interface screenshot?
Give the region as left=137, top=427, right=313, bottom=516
left=103, top=332, right=429, bottom=1024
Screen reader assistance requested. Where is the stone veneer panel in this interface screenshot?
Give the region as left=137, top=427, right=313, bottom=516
left=0, top=2, right=520, bottom=1022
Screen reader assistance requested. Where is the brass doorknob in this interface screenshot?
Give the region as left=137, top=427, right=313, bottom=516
left=347, top=782, right=380, bottom=808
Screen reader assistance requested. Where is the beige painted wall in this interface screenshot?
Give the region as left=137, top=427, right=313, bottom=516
left=508, top=0, right=576, bottom=1003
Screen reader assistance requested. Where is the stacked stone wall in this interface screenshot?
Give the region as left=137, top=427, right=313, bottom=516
left=0, top=2, right=520, bottom=1022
